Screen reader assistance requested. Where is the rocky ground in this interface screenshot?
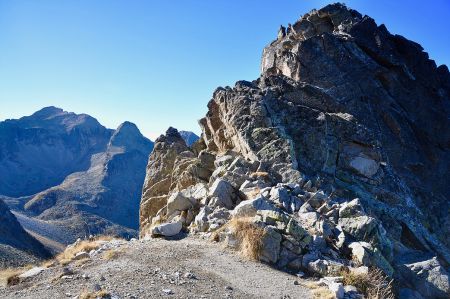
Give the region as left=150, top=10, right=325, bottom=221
left=1, top=236, right=313, bottom=299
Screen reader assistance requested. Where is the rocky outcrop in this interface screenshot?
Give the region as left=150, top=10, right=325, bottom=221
left=140, top=4, right=449, bottom=298
left=140, top=127, right=214, bottom=236
left=0, top=106, right=112, bottom=197
left=0, top=199, right=51, bottom=268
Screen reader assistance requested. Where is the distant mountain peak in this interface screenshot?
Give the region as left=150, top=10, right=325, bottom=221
left=109, top=121, right=153, bottom=153
left=115, top=121, right=140, bottom=134
left=179, top=130, right=200, bottom=146
left=31, top=106, right=65, bottom=119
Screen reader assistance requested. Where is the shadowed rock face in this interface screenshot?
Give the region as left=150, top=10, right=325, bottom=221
left=0, top=106, right=112, bottom=197
left=140, top=4, right=449, bottom=298
left=0, top=199, right=51, bottom=267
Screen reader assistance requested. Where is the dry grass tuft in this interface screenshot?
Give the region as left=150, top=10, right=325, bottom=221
left=249, top=171, right=269, bottom=179
left=102, top=249, right=122, bottom=260
left=244, top=187, right=261, bottom=200
left=79, top=290, right=111, bottom=299
left=302, top=281, right=335, bottom=299
left=212, top=217, right=265, bottom=260
left=0, top=268, right=23, bottom=287
left=342, top=268, right=395, bottom=299
left=312, top=287, right=336, bottom=299
left=55, top=235, right=117, bottom=266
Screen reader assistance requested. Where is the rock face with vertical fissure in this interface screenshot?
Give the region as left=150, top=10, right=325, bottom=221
left=140, top=4, right=450, bottom=298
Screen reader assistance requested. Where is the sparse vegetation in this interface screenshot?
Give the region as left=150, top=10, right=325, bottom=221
left=342, top=268, right=395, bottom=299
left=311, top=287, right=336, bottom=299
left=102, top=249, right=122, bottom=260
left=55, top=235, right=115, bottom=266
left=0, top=268, right=23, bottom=287
left=79, top=289, right=111, bottom=299
left=302, top=281, right=335, bottom=299
left=244, top=187, right=261, bottom=200
left=250, top=171, right=269, bottom=179
left=212, top=217, right=265, bottom=260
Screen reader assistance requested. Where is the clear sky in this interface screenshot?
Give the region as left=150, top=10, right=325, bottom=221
left=0, top=0, right=449, bottom=140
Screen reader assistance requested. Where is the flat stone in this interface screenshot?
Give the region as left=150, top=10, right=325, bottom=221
left=19, top=267, right=45, bottom=278
left=152, top=221, right=183, bottom=237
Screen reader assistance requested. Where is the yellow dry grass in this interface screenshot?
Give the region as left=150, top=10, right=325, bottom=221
left=249, top=171, right=269, bottom=179
left=301, top=281, right=335, bottom=299
left=312, top=288, right=336, bottom=299
left=244, top=187, right=261, bottom=200
left=342, top=268, right=395, bottom=299
left=102, top=249, right=122, bottom=260
left=79, top=289, right=111, bottom=299
left=55, top=235, right=116, bottom=266
left=0, top=268, right=23, bottom=287
left=212, top=217, right=265, bottom=260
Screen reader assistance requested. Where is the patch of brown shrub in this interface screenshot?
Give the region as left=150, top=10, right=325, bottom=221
left=56, top=235, right=117, bottom=266
left=342, top=268, right=394, bottom=299
left=79, top=290, right=111, bottom=299
left=212, top=217, right=265, bottom=260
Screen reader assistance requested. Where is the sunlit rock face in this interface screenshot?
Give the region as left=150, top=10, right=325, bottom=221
left=140, top=4, right=449, bottom=298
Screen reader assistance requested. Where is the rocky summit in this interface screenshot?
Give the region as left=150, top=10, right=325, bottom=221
left=140, top=3, right=450, bottom=298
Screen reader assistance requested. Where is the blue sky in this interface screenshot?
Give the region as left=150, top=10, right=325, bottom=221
left=0, top=0, right=449, bottom=140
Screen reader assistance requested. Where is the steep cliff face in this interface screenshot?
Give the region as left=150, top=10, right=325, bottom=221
left=140, top=4, right=449, bottom=298
left=23, top=121, right=153, bottom=240
left=0, top=199, right=51, bottom=268
left=0, top=106, right=112, bottom=197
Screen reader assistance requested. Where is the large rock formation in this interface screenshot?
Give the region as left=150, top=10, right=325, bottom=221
left=0, top=199, right=51, bottom=268
left=1, top=108, right=153, bottom=246
left=140, top=4, right=449, bottom=298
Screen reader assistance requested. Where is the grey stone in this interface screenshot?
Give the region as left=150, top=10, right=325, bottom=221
left=151, top=222, right=183, bottom=237
left=260, top=226, right=282, bottom=264
left=18, top=267, right=45, bottom=278
left=208, top=178, right=235, bottom=209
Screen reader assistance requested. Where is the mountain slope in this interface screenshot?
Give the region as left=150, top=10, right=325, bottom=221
left=0, top=199, right=51, bottom=268
left=22, top=121, right=153, bottom=241
left=0, top=106, right=112, bottom=197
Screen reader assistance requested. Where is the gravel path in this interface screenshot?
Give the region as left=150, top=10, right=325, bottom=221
left=1, top=236, right=312, bottom=299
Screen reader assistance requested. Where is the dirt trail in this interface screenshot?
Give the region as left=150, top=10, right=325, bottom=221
left=1, top=236, right=312, bottom=299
